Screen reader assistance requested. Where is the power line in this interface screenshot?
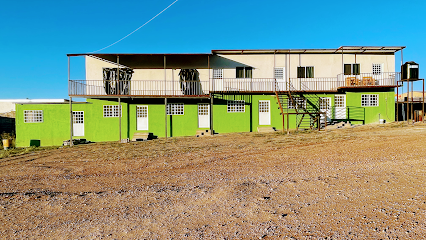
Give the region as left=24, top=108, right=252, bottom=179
left=91, top=0, right=179, bottom=53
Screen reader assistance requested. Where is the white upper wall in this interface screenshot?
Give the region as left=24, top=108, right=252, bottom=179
left=85, top=52, right=396, bottom=80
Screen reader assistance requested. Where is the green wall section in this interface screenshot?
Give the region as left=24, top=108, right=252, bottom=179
left=15, top=91, right=395, bottom=147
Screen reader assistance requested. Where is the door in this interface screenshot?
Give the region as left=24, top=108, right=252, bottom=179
left=274, top=67, right=286, bottom=91
left=137, top=105, right=148, bottom=131
left=335, top=95, right=346, bottom=119
left=320, top=97, right=331, bottom=123
left=72, top=111, right=84, bottom=137
left=198, top=104, right=210, bottom=128
left=213, top=69, right=223, bottom=91
left=259, top=100, right=271, bottom=125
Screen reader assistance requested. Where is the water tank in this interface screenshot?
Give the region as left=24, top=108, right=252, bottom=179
left=401, top=61, right=419, bottom=80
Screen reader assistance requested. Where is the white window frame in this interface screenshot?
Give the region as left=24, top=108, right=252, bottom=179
left=297, top=66, right=314, bottom=78
left=361, top=94, right=379, bottom=107
left=227, top=100, right=245, bottom=112
left=103, top=105, right=121, bottom=117
left=274, top=67, right=284, bottom=79
left=24, top=110, right=43, bottom=123
left=372, top=63, right=383, bottom=75
left=167, top=103, right=184, bottom=115
left=213, top=69, right=223, bottom=79
left=288, top=97, right=306, bottom=109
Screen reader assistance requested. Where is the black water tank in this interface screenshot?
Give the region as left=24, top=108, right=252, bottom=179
left=402, top=61, right=419, bottom=80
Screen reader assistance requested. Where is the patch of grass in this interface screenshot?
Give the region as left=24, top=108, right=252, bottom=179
left=0, top=146, right=60, bottom=159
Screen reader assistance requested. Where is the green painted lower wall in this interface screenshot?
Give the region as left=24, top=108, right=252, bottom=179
left=15, top=91, right=396, bottom=147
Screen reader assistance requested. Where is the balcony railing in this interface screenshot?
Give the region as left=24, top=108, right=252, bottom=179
left=69, top=80, right=210, bottom=96
left=68, top=72, right=401, bottom=97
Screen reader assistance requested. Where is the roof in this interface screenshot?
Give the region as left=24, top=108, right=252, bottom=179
left=67, top=46, right=405, bottom=69
left=0, top=99, right=69, bottom=104
left=212, top=46, right=405, bottom=54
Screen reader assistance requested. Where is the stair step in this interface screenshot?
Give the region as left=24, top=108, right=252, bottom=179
left=257, top=127, right=276, bottom=133
left=195, top=129, right=212, bottom=137
left=132, top=132, right=153, bottom=141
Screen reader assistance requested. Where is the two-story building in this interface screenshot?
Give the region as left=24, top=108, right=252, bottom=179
left=15, top=46, right=404, bottom=147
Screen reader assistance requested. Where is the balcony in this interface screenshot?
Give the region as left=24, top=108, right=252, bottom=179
left=68, top=72, right=400, bottom=97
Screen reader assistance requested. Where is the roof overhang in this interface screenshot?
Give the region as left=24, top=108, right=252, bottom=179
left=67, top=53, right=212, bottom=69
left=212, top=46, right=405, bottom=55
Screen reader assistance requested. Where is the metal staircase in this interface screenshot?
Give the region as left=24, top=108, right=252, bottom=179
left=275, top=81, right=324, bottom=131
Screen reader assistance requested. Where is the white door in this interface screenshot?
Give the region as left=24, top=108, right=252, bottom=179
left=213, top=69, right=223, bottom=91
left=137, top=105, right=148, bottom=130
left=259, top=100, right=271, bottom=125
left=320, top=97, right=331, bottom=123
left=335, top=95, right=346, bottom=119
left=73, top=111, right=84, bottom=137
left=274, top=67, right=286, bottom=91
left=198, top=104, right=210, bottom=128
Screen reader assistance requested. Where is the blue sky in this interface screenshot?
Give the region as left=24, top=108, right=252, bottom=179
left=1, top=0, right=425, bottom=99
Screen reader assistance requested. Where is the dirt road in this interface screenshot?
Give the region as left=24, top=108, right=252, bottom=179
left=1, top=123, right=426, bottom=239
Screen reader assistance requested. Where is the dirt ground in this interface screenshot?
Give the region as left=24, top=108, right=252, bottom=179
left=1, top=123, right=426, bottom=239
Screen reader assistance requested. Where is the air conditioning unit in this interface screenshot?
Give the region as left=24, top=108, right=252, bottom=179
left=401, top=61, right=419, bottom=80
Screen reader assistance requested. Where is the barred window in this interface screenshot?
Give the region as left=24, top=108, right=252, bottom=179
left=361, top=94, right=379, bottom=107
left=372, top=64, right=382, bottom=75
left=288, top=97, right=306, bottom=109
left=24, top=110, right=43, bottom=123
left=73, top=111, right=84, bottom=124
left=335, top=95, right=346, bottom=108
left=103, top=105, right=120, bottom=117
left=259, top=101, right=269, bottom=113
left=167, top=103, right=184, bottom=115
left=227, top=100, right=245, bottom=112
left=137, top=106, right=148, bottom=118
left=198, top=104, right=209, bottom=115
left=213, top=69, right=223, bottom=79
left=320, top=98, right=331, bottom=110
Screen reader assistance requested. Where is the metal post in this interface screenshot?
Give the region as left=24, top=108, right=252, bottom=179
left=164, top=55, right=166, bottom=96
left=422, top=79, right=425, bottom=123
left=210, top=93, right=213, bottom=135
left=208, top=55, right=210, bottom=91
left=411, top=80, right=414, bottom=125
left=68, top=56, right=73, bottom=147
left=165, top=98, right=168, bottom=138
left=118, top=97, right=121, bottom=142
left=407, top=79, right=409, bottom=125
left=397, top=81, right=399, bottom=122
left=70, top=97, right=73, bottom=147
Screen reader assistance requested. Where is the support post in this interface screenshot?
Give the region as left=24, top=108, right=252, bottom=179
left=70, top=97, right=73, bottom=147
left=68, top=56, right=73, bottom=147
left=407, top=80, right=409, bottom=125
left=210, top=93, right=213, bottom=135
left=412, top=80, right=414, bottom=125
left=119, top=97, right=121, bottom=143
left=165, top=98, right=168, bottom=138
left=423, top=79, right=425, bottom=123
left=396, top=81, right=399, bottom=122
left=164, top=55, right=166, bottom=96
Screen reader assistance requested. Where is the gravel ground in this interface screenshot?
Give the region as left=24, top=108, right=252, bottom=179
left=1, top=123, right=426, bottom=239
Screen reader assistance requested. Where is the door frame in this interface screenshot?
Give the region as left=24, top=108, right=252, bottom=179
left=136, top=105, right=148, bottom=131
left=72, top=111, right=84, bottom=137
left=198, top=104, right=210, bottom=128
left=258, top=100, right=271, bottom=125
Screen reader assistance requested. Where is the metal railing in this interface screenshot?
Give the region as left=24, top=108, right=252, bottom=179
left=337, top=72, right=401, bottom=87
left=69, top=72, right=401, bottom=96
left=69, top=80, right=210, bottom=96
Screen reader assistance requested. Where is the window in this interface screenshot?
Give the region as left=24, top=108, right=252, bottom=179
left=227, top=100, right=245, bottom=112
left=274, top=67, right=284, bottom=79
left=236, top=67, right=252, bottom=78
left=103, top=105, right=120, bottom=117
left=24, top=110, right=43, bottom=123
left=335, top=95, right=346, bottom=108
left=344, top=64, right=360, bottom=75
left=259, top=101, right=269, bottom=112
left=167, top=103, right=184, bottom=115
left=361, top=94, right=379, bottom=107
left=288, top=97, right=306, bottom=109
left=372, top=64, right=382, bottom=75
left=73, top=111, right=84, bottom=124
left=319, top=98, right=331, bottom=110
left=137, top=106, right=148, bottom=118
left=198, top=104, right=209, bottom=115
left=297, top=66, right=314, bottom=78
left=213, top=69, right=223, bottom=79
